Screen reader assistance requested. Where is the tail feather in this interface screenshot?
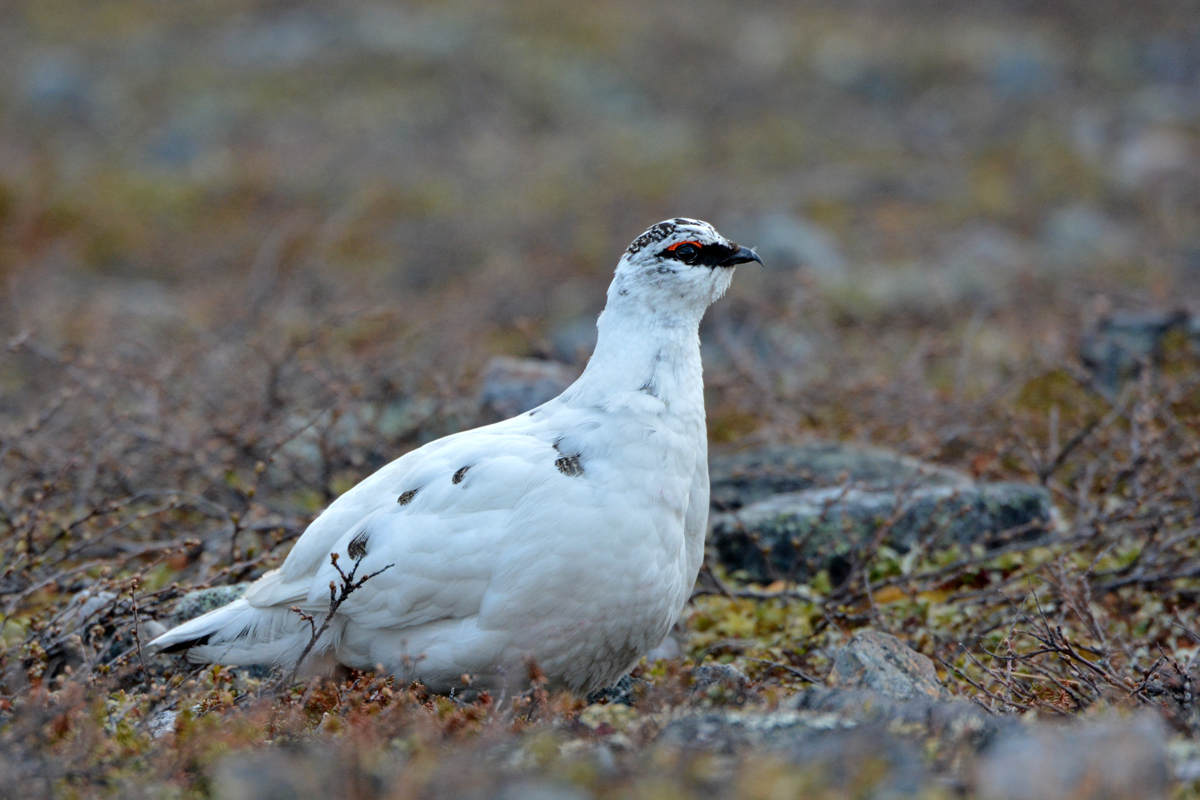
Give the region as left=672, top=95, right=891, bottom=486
left=156, top=631, right=213, bottom=655
left=148, top=597, right=330, bottom=668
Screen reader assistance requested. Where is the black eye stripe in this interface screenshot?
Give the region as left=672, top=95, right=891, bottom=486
left=657, top=242, right=738, bottom=267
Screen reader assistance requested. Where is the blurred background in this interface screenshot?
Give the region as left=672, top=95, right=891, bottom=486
left=1, top=0, right=1199, bottom=462
left=4, top=6, right=1200, bottom=794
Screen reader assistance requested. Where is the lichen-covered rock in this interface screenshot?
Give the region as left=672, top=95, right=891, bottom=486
left=172, top=583, right=251, bottom=623
left=789, top=685, right=992, bottom=739
left=709, top=442, right=967, bottom=511
left=709, top=479, right=1057, bottom=584
left=477, top=356, right=577, bottom=422
left=828, top=629, right=948, bottom=701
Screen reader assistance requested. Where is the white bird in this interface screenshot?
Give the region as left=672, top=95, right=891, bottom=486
left=149, top=219, right=761, bottom=695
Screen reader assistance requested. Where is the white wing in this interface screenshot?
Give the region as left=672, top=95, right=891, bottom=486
left=241, top=407, right=605, bottom=631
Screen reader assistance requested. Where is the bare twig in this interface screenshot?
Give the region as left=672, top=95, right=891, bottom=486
left=287, top=552, right=394, bottom=683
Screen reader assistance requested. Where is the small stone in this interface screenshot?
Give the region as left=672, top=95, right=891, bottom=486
left=477, top=356, right=577, bottom=422
left=828, top=629, right=948, bottom=701
left=971, top=715, right=1170, bottom=800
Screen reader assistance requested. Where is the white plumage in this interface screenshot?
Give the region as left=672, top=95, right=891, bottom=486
left=149, top=218, right=761, bottom=695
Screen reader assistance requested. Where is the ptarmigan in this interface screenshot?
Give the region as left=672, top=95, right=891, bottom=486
left=149, top=219, right=761, bottom=695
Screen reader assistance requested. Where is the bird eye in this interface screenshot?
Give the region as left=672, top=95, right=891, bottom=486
left=673, top=243, right=699, bottom=262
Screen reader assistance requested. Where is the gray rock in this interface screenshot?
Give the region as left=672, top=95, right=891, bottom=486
left=172, top=584, right=250, bottom=624
left=970, top=715, right=1170, bottom=800
left=751, top=213, right=847, bottom=277
left=548, top=317, right=598, bottom=364
left=1082, top=309, right=1197, bottom=389
left=492, top=782, right=589, bottom=800
left=828, top=629, right=948, bottom=701
left=64, top=589, right=119, bottom=628
left=660, top=682, right=993, bottom=751
left=148, top=709, right=178, bottom=739
left=709, top=480, right=1056, bottom=584
left=1040, top=204, right=1134, bottom=270
left=216, top=11, right=339, bottom=71
left=353, top=7, right=471, bottom=61
left=1171, top=739, right=1200, bottom=782
left=213, top=748, right=373, bottom=800
left=46, top=589, right=119, bottom=674
left=216, top=743, right=583, bottom=800
left=790, top=686, right=993, bottom=739
left=1116, top=127, right=1194, bottom=190
left=586, top=674, right=646, bottom=706
left=657, top=709, right=929, bottom=796
left=988, top=38, right=1060, bottom=98
left=139, top=620, right=168, bottom=642
left=938, top=224, right=1031, bottom=299
left=21, top=49, right=93, bottom=116
left=690, top=664, right=753, bottom=701
left=709, top=442, right=967, bottom=511
left=276, top=398, right=435, bottom=472
left=1137, top=658, right=1200, bottom=734
left=477, top=356, right=577, bottom=422
left=644, top=627, right=683, bottom=662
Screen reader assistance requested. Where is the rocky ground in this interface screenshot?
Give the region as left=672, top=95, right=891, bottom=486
left=2, top=0, right=1200, bottom=797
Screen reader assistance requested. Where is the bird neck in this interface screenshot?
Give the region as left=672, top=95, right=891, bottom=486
left=567, top=292, right=707, bottom=412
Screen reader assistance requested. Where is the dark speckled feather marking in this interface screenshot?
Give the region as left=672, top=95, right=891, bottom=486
left=555, top=455, right=584, bottom=477
left=347, top=530, right=369, bottom=560
left=626, top=221, right=677, bottom=255
left=397, top=488, right=418, bottom=505
left=452, top=466, right=470, bottom=484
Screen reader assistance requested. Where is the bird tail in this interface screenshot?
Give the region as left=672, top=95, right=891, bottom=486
left=148, top=598, right=319, bottom=668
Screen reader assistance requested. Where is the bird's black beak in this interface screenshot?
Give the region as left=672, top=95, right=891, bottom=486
left=718, top=245, right=764, bottom=268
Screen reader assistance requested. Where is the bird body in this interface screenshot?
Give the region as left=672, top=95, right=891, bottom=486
left=149, top=219, right=760, bottom=695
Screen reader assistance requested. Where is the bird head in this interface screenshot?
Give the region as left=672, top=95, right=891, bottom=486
left=611, top=218, right=762, bottom=314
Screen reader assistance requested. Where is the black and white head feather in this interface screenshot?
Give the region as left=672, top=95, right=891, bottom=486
left=612, top=218, right=762, bottom=311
